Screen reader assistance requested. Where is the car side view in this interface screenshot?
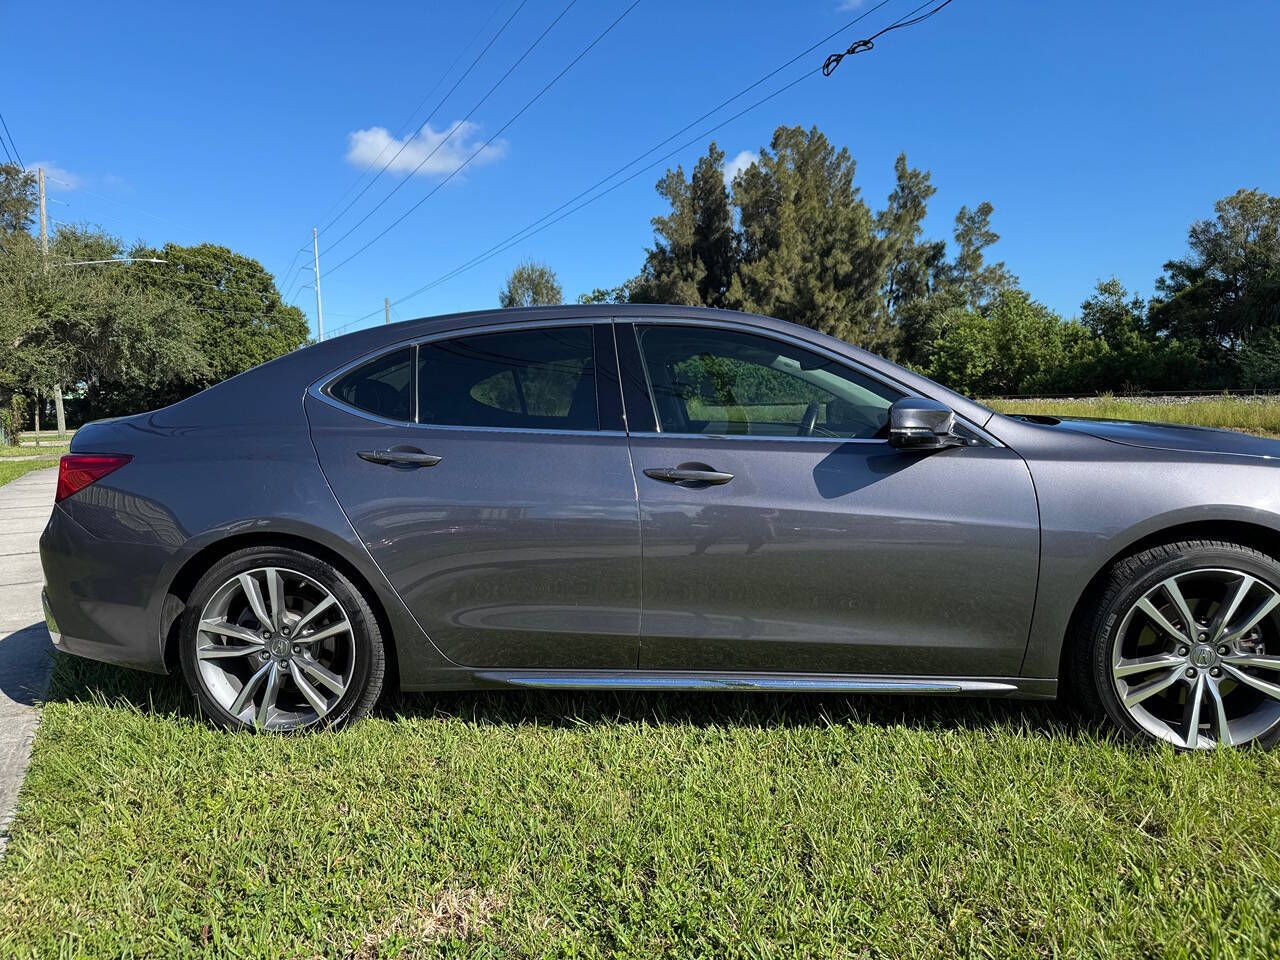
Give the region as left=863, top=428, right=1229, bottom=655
left=39, top=305, right=1280, bottom=748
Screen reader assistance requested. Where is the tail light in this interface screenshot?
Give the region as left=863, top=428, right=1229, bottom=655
left=55, top=454, right=133, bottom=503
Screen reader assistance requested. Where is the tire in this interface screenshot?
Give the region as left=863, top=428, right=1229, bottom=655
left=178, top=545, right=385, bottom=732
left=1070, top=538, right=1280, bottom=751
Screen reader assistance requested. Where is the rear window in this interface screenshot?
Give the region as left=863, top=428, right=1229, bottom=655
left=329, top=348, right=413, bottom=422
left=417, top=327, right=598, bottom=431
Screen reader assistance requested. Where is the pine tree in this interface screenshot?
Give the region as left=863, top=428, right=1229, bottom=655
left=729, top=126, right=892, bottom=352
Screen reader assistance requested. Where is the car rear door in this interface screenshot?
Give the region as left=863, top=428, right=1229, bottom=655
left=306, top=322, right=641, bottom=669
left=617, top=319, right=1040, bottom=677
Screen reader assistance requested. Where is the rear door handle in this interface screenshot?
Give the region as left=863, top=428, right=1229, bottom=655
left=357, top=449, right=443, bottom=467
left=644, top=465, right=734, bottom=486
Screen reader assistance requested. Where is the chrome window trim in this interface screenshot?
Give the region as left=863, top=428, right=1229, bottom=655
left=310, top=319, right=624, bottom=438
left=627, top=431, right=892, bottom=445
left=624, top=316, right=1001, bottom=447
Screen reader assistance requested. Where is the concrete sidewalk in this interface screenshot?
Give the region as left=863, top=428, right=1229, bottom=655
left=0, top=466, right=57, bottom=856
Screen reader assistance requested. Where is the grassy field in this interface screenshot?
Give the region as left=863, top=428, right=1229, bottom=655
left=4, top=398, right=1280, bottom=958
left=0, top=445, right=67, bottom=458
left=2, top=659, right=1279, bottom=958
left=0, top=458, right=57, bottom=488
left=987, top=394, right=1280, bottom=436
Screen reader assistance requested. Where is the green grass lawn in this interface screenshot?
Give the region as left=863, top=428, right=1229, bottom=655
left=987, top=395, right=1280, bottom=436
left=0, top=459, right=57, bottom=488
left=2, top=656, right=1278, bottom=958
left=0, top=444, right=69, bottom=458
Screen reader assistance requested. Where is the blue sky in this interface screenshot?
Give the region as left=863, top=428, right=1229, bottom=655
left=11, top=0, right=1280, bottom=340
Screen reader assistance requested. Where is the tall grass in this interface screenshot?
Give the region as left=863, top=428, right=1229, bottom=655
left=987, top=394, right=1280, bottom=436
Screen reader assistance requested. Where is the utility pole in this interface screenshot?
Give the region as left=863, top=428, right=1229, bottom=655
left=312, top=227, right=324, bottom=342
left=37, top=167, right=47, bottom=259
left=384, top=297, right=390, bottom=325
left=38, top=167, right=67, bottom=437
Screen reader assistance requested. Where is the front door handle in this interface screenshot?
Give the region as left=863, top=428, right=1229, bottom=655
left=644, top=464, right=734, bottom=486
left=358, top=449, right=443, bottom=467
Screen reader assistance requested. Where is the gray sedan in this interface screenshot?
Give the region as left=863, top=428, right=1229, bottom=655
left=39, top=305, right=1280, bottom=748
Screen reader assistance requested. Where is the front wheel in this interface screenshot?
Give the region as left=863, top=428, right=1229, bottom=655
left=178, top=546, right=385, bottom=732
left=1073, top=539, right=1280, bottom=750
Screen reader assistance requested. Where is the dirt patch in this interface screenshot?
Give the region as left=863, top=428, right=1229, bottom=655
left=345, top=888, right=505, bottom=959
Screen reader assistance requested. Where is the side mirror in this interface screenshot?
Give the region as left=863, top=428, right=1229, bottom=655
left=888, top=397, right=964, bottom=451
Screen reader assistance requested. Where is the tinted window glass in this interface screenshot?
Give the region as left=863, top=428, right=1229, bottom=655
left=636, top=326, right=902, bottom=438
left=418, top=327, right=598, bottom=430
left=329, top=347, right=413, bottom=422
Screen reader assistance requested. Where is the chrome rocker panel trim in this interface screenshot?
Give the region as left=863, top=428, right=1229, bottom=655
left=473, top=670, right=1055, bottom=698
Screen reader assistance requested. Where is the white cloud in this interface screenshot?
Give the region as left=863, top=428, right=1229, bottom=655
left=722, top=150, right=758, bottom=183
left=837, top=0, right=866, bottom=9
left=27, top=161, right=81, bottom=189
left=344, top=121, right=507, bottom=177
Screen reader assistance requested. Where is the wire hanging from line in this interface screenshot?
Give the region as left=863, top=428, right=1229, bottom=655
left=327, top=0, right=961, bottom=337
left=822, top=0, right=954, bottom=76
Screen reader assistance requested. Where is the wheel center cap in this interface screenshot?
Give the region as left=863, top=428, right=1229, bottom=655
left=267, top=637, right=290, bottom=659
left=1191, top=644, right=1216, bottom=668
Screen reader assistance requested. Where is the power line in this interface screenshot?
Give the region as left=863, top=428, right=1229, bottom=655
left=389, top=0, right=902, bottom=306
left=275, top=4, right=515, bottom=283
left=316, top=0, right=527, bottom=240
left=0, top=110, right=23, bottom=169
left=394, top=68, right=817, bottom=317
left=319, top=0, right=584, bottom=263
left=822, top=0, right=955, bottom=76
left=328, top=68, right=815, bottom=336
left=45, top=175, right=175, bottom=225
left=277, top=247, right=308, bottom=298
left=326, top=0, right=913, bottom=335
left=312, top=0, right=508, bottom=230
left=323, top=0, right=641, bottom=278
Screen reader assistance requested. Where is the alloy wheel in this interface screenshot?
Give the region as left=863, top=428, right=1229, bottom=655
left=1112, top=567, right=1280, bottom=748
left=194, top=566, right=355, bottom=730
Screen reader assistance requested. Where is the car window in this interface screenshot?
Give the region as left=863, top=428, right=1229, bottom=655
left=418, top=326, right=599, bottom=430
left=329, top=347, right=413, bottom=422
left=635, top=325, right=902, bottom=438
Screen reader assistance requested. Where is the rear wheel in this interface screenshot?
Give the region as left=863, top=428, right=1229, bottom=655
left=1074, top=539, right=1280, bottom=750
left=178, top=546, right=385, bottom=732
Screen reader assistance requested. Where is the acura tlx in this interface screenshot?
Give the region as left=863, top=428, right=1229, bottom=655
left=39, top=305, right=1280, bottom=748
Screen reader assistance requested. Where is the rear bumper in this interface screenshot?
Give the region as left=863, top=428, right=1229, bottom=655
left=39, top=503, right=174, bottom=674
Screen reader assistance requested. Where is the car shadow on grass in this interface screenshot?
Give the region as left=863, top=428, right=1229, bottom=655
left=385, top=687, right=1085, bottom=740
left=42, top=651, right=1092, bottom=742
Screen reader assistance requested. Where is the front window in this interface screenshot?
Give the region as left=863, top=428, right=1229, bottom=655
left=635, top=325, right=902, bottom=438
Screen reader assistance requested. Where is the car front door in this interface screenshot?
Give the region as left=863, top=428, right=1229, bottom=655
left=618, top=320, right=1040, bottom=677
left=306, top=322, right=641, bottom=669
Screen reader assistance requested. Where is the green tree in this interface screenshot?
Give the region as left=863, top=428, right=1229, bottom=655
left=729, top=125, right=892, bottom=352
left=920, top=290, right=1073, bottom=395
left=577, top=280, right=634, bottom=304
left=0, top=163, right=36, bottom=236
left=950, top=202, right=1017, bottom=310
left=630, top=143, right=737, bottom=307
left=127, top=242, right=308, bottom=393
left=878, top=154, right=947, bottom=321
left=1148, top=189, right=1280, bottom=381
left=499, top=259, right=563, bottom=308
left=0, top=224, right=206, bottom=423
